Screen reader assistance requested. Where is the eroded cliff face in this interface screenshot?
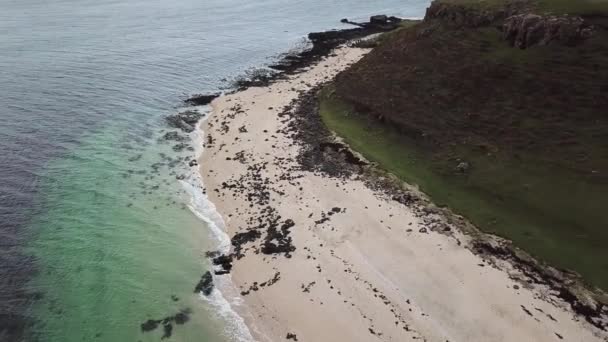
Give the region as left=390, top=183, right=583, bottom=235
left=424, top=0, right=594, bottom=48
left=503, top=14, right=594, bottom=48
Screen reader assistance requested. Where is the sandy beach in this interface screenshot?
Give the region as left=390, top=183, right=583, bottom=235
left=199, top=45, right=607, bottom=342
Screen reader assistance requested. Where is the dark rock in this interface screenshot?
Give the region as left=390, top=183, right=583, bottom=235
left=370, top=15, right=388, bottom=25
left=173, top=312, right=189, bottom=325
left=172, top=142, right=189, bottom=152
left=166, top=115, right=194, bottom=133
left=194, top=271, right=214, bottom=295
left=521, top=305, right=534, bottom=316
left=161, top=323, right=173, bottom=339
left=261, top=218, right=296, bottom=256
left=267, top=16, right=403, bottom=75
left=141, top=319, right=159, bottom=332
left=140, top=309, right=192, bottom=337
left=229, top=16, right=402, bottom=91
left=232, top=229, right=262, bottom=257
left=176, top=110, right=202, bottom=125
left=185, top=93, right=220, bottom=106
left=392, top=192, right=417, bottom=206
left=212, top=254, right=234, bottom=273
left=205, top=250, right=221, bottom=258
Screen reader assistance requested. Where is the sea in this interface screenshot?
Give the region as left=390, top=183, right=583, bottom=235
left=0, top=0, right=428, bottom=341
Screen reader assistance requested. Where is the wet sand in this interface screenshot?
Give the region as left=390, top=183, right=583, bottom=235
left=199, top=45, right=607, bottom=342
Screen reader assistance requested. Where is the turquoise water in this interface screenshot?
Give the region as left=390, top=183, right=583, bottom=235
left=0, top=0, right=428, bottom=340
left=25, top=122, right=226, bottom=341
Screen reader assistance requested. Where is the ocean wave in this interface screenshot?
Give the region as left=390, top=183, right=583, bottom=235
left=178, top=108, right=255, bottom=342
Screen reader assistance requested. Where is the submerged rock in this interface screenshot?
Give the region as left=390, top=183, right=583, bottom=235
left=165, top=110, right=203, bottom=133
left=140, top=308, right=191, bottom=339
left=141, top=319, right=159, bottom=332
left=194, top=271, right=214, bottom=295
left=161, top=131, right=188, bottom=142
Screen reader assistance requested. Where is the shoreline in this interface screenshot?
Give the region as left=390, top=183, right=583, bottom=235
left=197, top=44, right=607, bottom=341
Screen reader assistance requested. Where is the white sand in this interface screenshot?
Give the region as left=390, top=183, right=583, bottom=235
left=199, top=46, right=607, bottom=342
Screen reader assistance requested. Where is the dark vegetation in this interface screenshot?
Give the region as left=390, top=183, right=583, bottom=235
left=327, top=0, right=608, bottom=290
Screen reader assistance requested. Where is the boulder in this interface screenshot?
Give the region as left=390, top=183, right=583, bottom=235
left=370, top=15, right=388, bottom=25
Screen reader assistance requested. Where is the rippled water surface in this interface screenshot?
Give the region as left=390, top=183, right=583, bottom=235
left=0, top=0, right=427, bottom=340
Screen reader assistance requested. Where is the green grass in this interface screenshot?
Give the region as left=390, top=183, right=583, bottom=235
left=436, top=0, right=517, bottom=10
left=319, top=87, right=608, bottom=290
left=436, top=0, right=608, bottom=15
left=535, top=0, right=608, bottom=16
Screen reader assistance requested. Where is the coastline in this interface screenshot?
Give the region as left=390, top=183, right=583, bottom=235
left=197, top=44, right=607, bottom=342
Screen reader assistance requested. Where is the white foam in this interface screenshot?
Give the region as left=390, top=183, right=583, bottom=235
left=176, top=107, right=256, bottom=342
left=199, top=279, right=255, bottom=342
left=181, top=179, right=230, bottom=254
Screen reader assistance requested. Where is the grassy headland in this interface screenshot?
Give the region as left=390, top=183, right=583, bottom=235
left=323, top=0, right=608, bottom=290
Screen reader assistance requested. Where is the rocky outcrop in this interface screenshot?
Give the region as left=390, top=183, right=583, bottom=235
left=269, top=16, right=403, bottom=73
left=185, top=93, right=219, bottom=106
left=370, top=15, right=389, bottom=25
left=503, top=14, right=594, bottom=48
left=424, top=1, right=594, bottom=48
left=340, top=15, right=402, bottom=29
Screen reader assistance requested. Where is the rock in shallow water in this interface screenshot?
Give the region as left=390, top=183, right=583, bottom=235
left=185, top=93, right=220, bottom=106
left=194, top=271, right=214, bottom=295
left=165, top=110, right=204, bottom=133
